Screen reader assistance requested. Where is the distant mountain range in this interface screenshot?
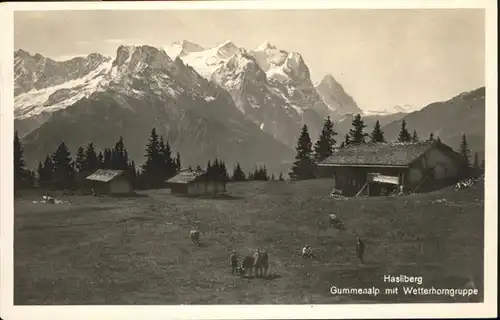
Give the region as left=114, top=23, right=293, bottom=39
left=381, top=87, right=485, bottom=158
left=13, top=40, right=485, bottom=172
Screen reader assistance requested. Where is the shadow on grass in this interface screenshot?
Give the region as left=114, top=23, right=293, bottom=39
left=261, top=274, right=282, bottom=280
left=171, top=194, right=244, bottom=200
left=239, top=274, right=282, bottom=280
left=109, top=192, right=149, bottom=198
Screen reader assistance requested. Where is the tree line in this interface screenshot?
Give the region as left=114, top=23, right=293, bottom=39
left=14, top=127, right=288, bottom=193
left=14, top=128, right=183, bottom=192
left=289, top=114, right=484, bottom=180
left=13, top=116, right=483, bottom=192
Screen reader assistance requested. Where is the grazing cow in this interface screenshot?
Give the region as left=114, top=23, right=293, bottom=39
left=301, top=245, right=313, bottom=259
left=190, top=229, right=200, bottom=246
left=241, top=256, right=256, bottom=277
left=254, top=251, right=269, bottom=277
left=329, top=213, right=345, bottom=229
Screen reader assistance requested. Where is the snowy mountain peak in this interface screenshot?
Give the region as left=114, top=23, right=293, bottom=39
left=163, top=40, right=204, bottom=60
left=316, top=74, right=362, bottom=116
left=173, top=40, right=204, bottom=56
left=256, top=40, right=277, bottom=51
left=14, top=50, right=113, bottom=97
left=321, top=74, right=338, bottom=86
left=114, top=45, right=174, bottom=71
left=176, top=40, right=204, bottom=51
left=318, top=74, right=346, bottom=92
left=282, top=52, right=308, bottom=79
left=222, top=49, right=264, bottom=80
left=216, top=41, right=239, bottom=59
left=15, top=48, right=30, bottom=56
left=217, top=40, right=236, bottom=48
left=363, top=104, right=420, bottom=116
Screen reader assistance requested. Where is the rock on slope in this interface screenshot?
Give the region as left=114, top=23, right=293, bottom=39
left=315, top=74, right=362, bottom=118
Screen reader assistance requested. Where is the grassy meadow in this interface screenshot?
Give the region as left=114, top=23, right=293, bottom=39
left=14, top=178, right=484, bottom=304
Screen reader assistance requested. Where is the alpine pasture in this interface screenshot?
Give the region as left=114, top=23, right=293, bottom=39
left=14, top=178, right=484, bottom=304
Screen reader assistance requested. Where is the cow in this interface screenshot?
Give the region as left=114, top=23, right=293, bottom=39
left=239, top=250, right=269, bottom=278
left=240, top=256, right=256, bottom=277
left=301, top=245, right=313, bottom=259
left=254, top=251, right=269, bottom=277
left=190, top=229, right=200, bottom=246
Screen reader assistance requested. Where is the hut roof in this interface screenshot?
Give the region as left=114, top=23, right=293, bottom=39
left=85, top=169, right=125, bottom=183
left=165, top=169, right=206, bottom=184
left=319, top=141, right=453, bottom=167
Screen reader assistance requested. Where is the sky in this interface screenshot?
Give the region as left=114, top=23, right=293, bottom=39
left=14, top=9, right=485, bottom=112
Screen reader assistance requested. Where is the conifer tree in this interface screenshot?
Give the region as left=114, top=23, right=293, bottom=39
left=253, top=165, right=269, bottom=181
left=175, top=152, right=181, bottom=173
left=75, top=146, right=86, bottom=173
left=313, top=116, right=337, bottom=162
left=290, top=124, right=315, bottom=180
left=158, top=136, right=167, bottom=180
left=279, top=172, right=284, bottom=181
left=37, top=161, right=43, bottom=187
left=428, top=132, right=435, bottom=142
left=436, top=136, right=441, bottom=143
left=164, top=140, right=176, bottom=179
left=206, top=160, right=213, bottom=178
left=103, top=148, right=113, bottom=169
left=397, top=120, right=412, bottom=142
left=473, top=152, right=480, bottom=176
left=84, top=143, right=99, bottom=172
left=52, top=142, right=74, bottom=189
left=111, top=136, right=128, bottom=170
left=208, top=158, right=226, bottom=182
left=219, top=160, right=229, bottom=182
left=412, top=130, right=419, bottom=143
left=348, top=114, right=368, bottom=144
left=14, top=131, right=26, bottom=190
left=97, top=151, right=104, bottom=169
left=232, top=162, right=246, bottom=181
left=271, top=173, right=275, bottom=181
left=142, top=128, right=164, bottom=188
left=39, top=154, right=54, bottom=187
left=369, top=120, right=385, bottom=143
left=343, top=133, right=350, bottom=146
left=195, top=164, right=202, bottom=171
left=261, top=166, right=269, bottom=181
left=459, top=133, right=471, bottom=169
left=128, top=161, right=137, bottom=188
left=25, top=169, right=36, bottom=189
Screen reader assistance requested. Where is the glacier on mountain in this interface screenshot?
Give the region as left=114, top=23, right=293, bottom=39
left=14, top=46, right=223, bottom=120
left=15, top=58, right=114, bottom=119
left=14, top=40, right=360, bottom=150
